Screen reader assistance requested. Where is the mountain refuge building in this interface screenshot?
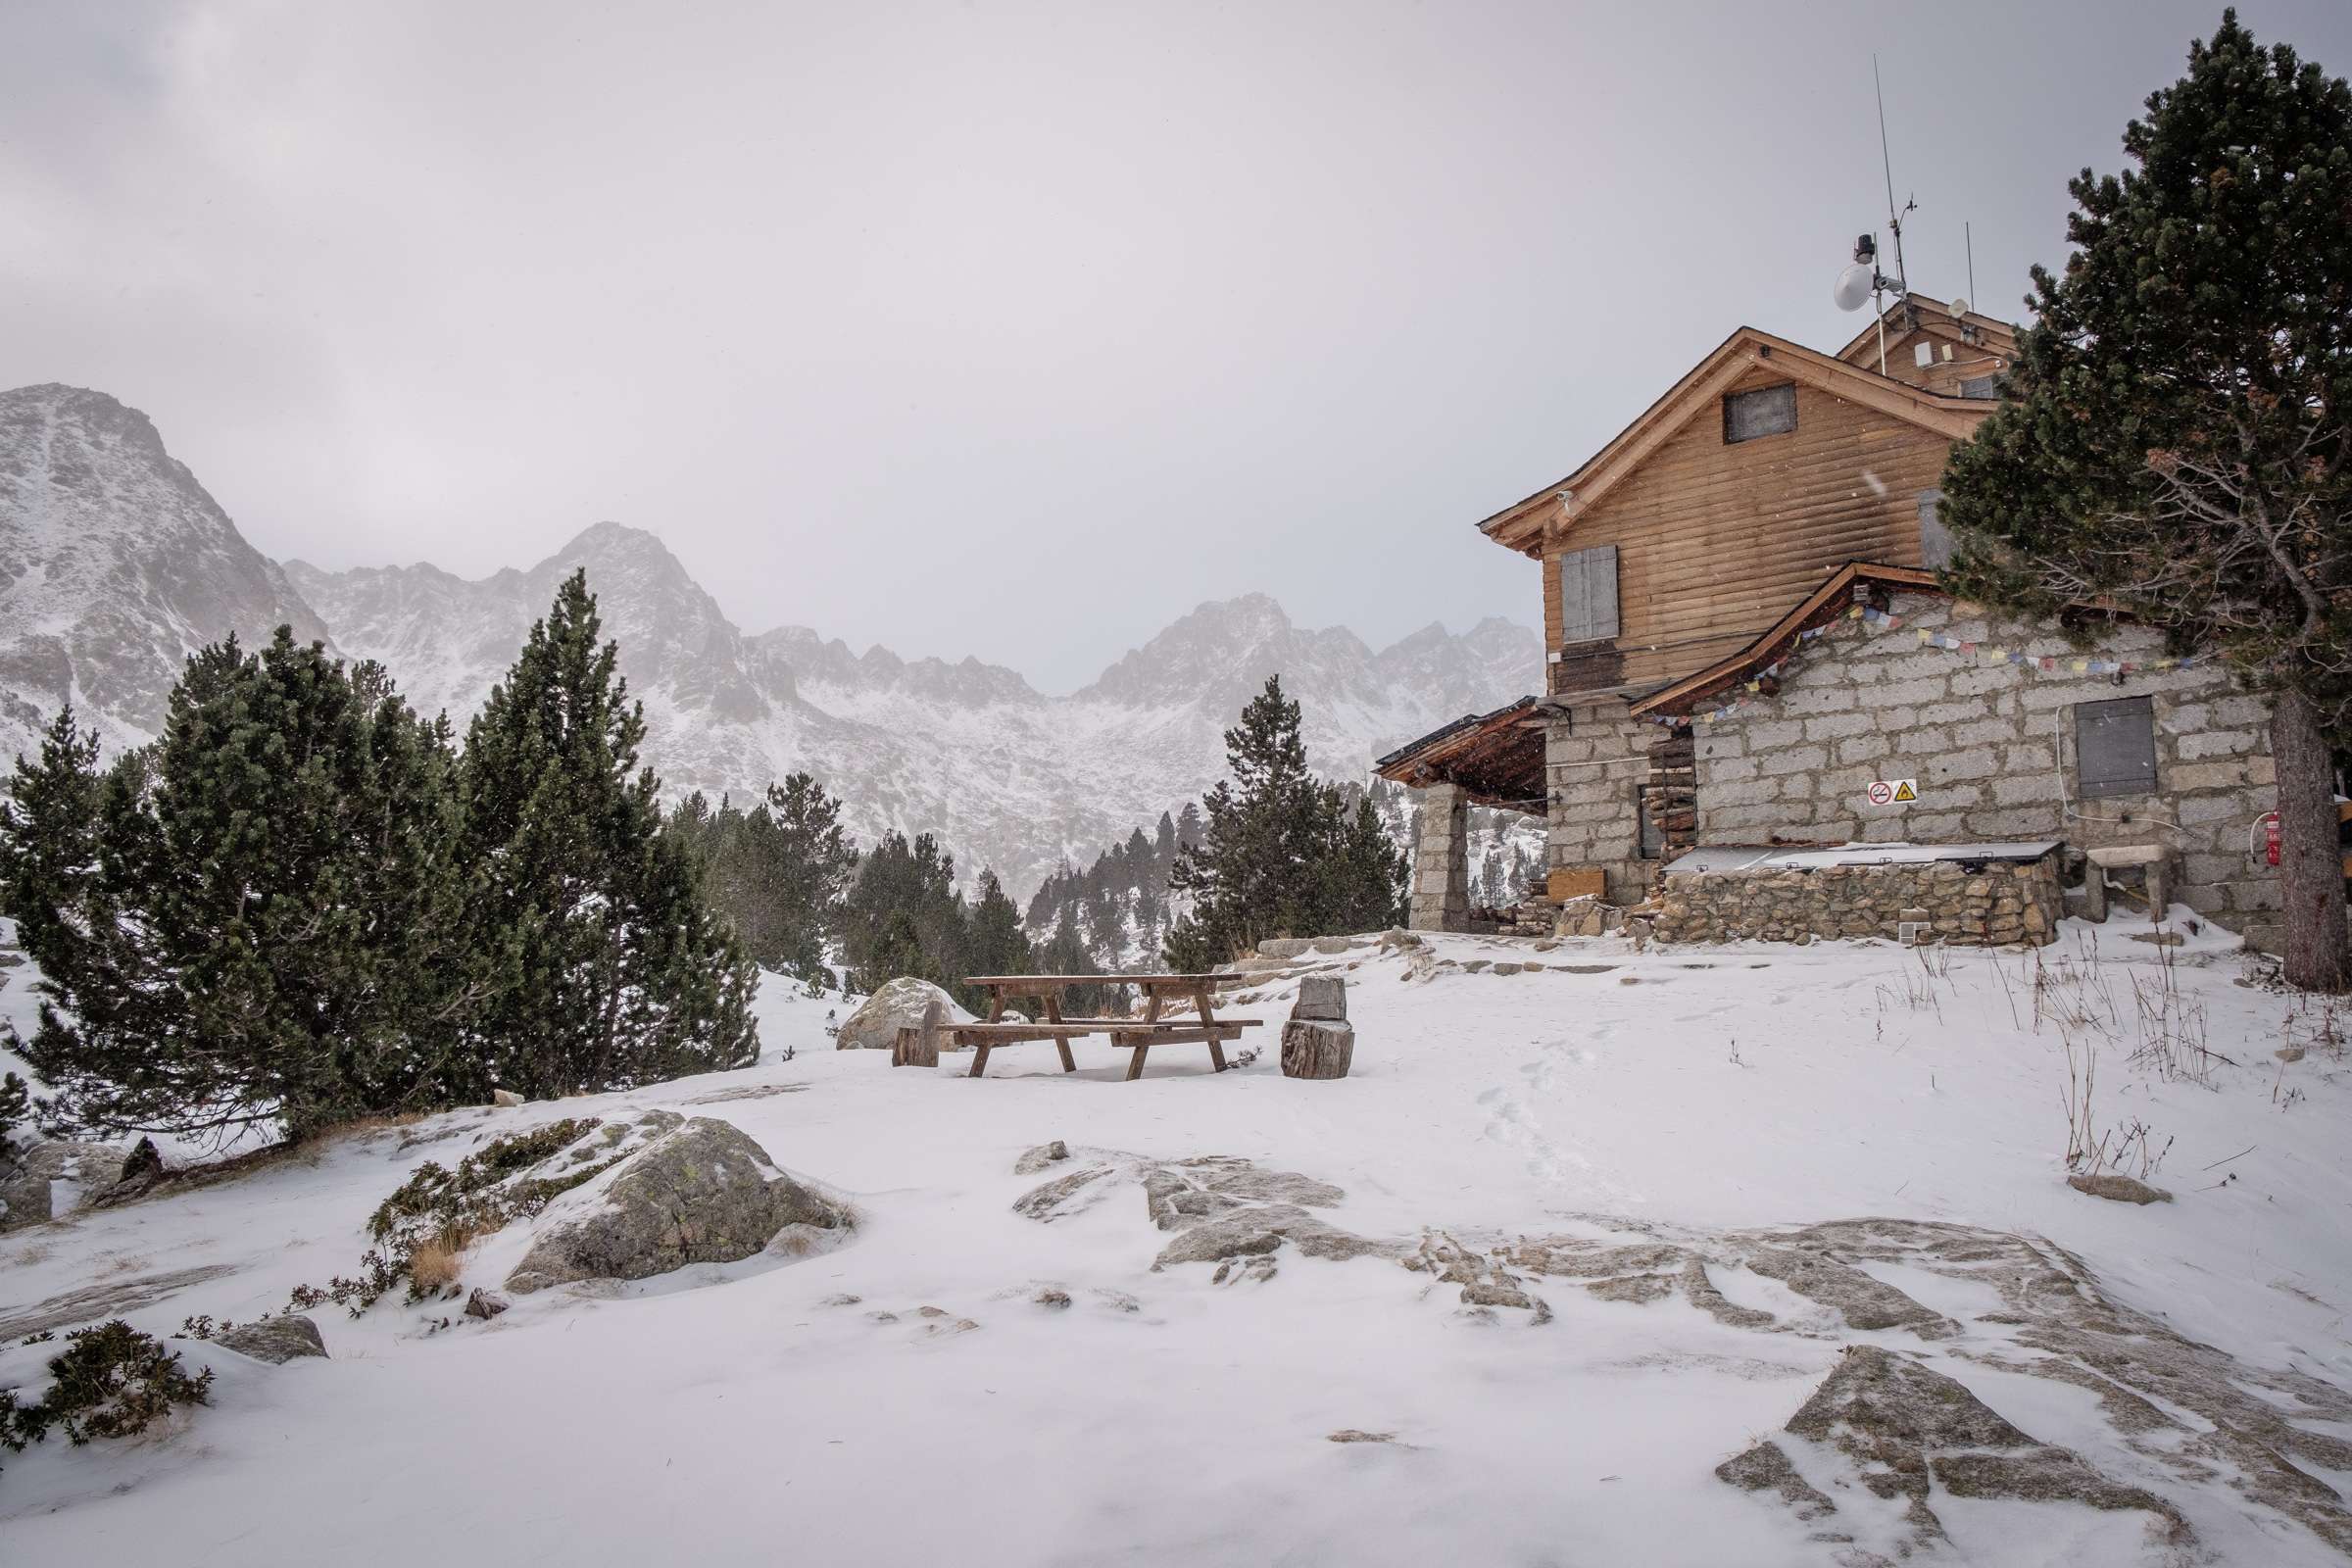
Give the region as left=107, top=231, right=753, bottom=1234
left=1377, top=297, right=2287, bottom=951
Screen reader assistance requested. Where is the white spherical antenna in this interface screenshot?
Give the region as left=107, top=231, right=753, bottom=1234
left=1834, top=262, right=1876, bottom=313
left=1947, top=295, right=1971, bottom=318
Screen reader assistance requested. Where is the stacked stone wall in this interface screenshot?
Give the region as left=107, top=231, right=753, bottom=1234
left=1691, top=592, right=2279, bottom=946
left=1649, top=856, right=2063, bottom=947
left=1544, top=700, right=1653, bottom=905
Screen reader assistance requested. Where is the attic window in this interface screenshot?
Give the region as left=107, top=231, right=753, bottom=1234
left=1958, top=373, right=2000, bottom=400
left=1723, top=384, right=1797, bottom=444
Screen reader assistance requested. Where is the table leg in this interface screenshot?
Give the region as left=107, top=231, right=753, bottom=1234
left=1195, top=986, right=1228, bottom=1072
left=1125, top=986, right=1164, bottom=1081
left=1044, top=991, right=1075, bottom=1072
left=967, top=1039, right=992, bottom=1078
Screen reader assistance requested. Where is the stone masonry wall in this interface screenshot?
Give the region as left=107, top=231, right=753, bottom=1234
left=1407, top=782, right=1470, bottom=933
left=1690, top=592, right=2280, bottom=946
left=1545, top=699, right=1652, bottom=906
left=1650, top=856, right=2063, bottom=947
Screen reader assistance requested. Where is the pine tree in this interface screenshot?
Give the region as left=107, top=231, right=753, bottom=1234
left=965, top=869, right=1034, bottom=982
left=0, top=706, right=103, bottom=1000
left=1165, top=676, right=1334, bottom=966
left=1323, top=792, right=1408, bottom=931
left=1939, top=12, right=2352, bottom=989
left=838, top=831, right=968, bottom=998
left=457, top=571, right=758, bottom=1097
left=5, top=632, right=473, bottom=1140
left=762, top=772, right=858, bottom=988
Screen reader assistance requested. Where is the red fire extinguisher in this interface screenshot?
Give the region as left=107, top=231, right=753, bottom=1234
left=2261, top=810, right=2280, bottom=867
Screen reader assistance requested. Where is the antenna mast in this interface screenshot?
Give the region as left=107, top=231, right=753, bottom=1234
left=1869, top=56, right=1916, bottom=374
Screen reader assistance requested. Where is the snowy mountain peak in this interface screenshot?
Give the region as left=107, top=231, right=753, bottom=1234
left=0, top=383, right=328, bottom=757
left=1, top=385, right=1540, bottom=897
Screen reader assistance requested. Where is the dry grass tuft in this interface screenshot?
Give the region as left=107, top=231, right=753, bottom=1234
left=406, top=1231, right=469, bottom=1292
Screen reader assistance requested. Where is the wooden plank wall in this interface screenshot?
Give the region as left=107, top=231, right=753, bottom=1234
left=1843, top=320, right=2010, bottom=398
left=1545, top=368, right=1957, bottom=696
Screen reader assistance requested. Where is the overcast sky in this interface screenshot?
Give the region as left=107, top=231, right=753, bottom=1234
left=8, top=2, right=2350, bottom=691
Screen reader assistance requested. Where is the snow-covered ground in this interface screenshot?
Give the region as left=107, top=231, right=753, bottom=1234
left=5, top=920, right=2351, bottom=1565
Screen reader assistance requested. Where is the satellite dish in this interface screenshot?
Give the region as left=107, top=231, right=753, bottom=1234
left=1834, top=262, right=1876, bottom=313
left=1948, top=295, right=1971, bottom=318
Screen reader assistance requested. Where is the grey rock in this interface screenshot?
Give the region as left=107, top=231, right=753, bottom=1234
left=1033, top=1288, right=1072, bottom=1309
left=1255, top=937, right=1314, bottom=959
left=491, top=1089, right=524, bottom=1107
left=1152, top=1205, right=1390, bottom=1269
left=505, top=1118, right=848, bottom=1294
left=465, top=1289, right=510, bottom=1320
left=2067, top=1173, right=2172, bottom=1205
left=835, top=977, right=973, bottom=1051
left=1011, top=1164, right=1112, bottom=1222
left=1291, top=976, right=1348, bottom=1022
left=1012, top=1139, right=1069, bottom=1175
left=0, top=1137, right=133, bottom=1232
left=217, top=1314, right=327, bottom=1364
left=1309, top=937, right=1354, bottom=955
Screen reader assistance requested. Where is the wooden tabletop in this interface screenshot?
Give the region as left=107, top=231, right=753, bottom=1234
left=964, top=973, right=1249, bottom=991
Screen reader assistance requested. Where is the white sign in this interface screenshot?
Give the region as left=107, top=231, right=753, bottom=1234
left=1866, top=778, right=1918, bottom=806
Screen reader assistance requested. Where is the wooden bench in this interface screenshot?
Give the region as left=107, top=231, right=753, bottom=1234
left=893, top=973, right=1261, bottom=1080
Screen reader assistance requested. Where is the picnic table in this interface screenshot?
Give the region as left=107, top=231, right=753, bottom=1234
left=901, top=973, right=1261, bottom=1081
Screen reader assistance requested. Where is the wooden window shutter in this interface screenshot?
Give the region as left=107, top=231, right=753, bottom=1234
left=1916, top=490, right=1954, bottom=568
left=1558, top=545, right=1620, bottom=644
left=2074, top=696, right=2157, bottom=800
left=1723, top=384, right=1797, bottom=443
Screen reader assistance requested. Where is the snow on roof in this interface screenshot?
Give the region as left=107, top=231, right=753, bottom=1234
left=1664, top=840, right=2062, bottom=875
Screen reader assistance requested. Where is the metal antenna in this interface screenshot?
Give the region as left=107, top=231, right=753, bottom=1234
left=1965, top=220, right=1977, bottom=309
left=1873, top=56, right=1914, bottom=294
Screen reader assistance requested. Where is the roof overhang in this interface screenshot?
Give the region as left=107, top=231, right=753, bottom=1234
left=1835, top=293, right=2021, bottom=366
left=1476, top=327, right=1995, bottom=557
left=1627, top=562, right=1943, bottom=719
left=1373, top=696, right=1550, bottom=808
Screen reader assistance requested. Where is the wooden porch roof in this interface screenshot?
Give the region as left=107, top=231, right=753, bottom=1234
left=1627, top=562, right=1942, bottom=719
left=1373, top=696, right=1549, bottom=808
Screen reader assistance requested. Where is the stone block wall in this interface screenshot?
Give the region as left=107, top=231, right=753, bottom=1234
left=1649, top=856, right=2063, bottom=947
left=1407, top=782, right=1470, bottom=932
left=1545, top=699, right=1653, bottom=905
left=1690, top=592, right=2280, bottom=946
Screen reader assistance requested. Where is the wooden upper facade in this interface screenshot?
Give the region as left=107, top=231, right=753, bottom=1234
left=1478, top=299, right=2009, bottom=700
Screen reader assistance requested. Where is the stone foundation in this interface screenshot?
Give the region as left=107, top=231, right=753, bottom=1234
left=1649, top=856, right=2062, bottom=947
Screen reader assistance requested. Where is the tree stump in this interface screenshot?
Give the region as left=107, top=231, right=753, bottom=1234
left=892, top=1000, right=946, bottom=1067
left=1281, top=1018, right=1354, bottom=1079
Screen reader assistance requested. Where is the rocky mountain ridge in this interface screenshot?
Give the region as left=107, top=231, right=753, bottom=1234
left=0, top=384, right=1542, bottom=897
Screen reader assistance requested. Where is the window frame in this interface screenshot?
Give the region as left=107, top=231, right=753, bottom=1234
left=1722, top=383, right=1798, bottom=444
left=2073, top=696, right=2159, bottom=801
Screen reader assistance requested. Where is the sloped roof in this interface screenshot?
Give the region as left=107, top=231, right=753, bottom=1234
left=1477, top=327, right=1996, bottom=555
left=1372, top=696, right=1548, bottom=808
left=1627, top=562, right=1942, bottom=718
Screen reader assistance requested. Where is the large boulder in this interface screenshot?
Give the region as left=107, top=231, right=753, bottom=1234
left=506, top=1117, right=849, bottom=1294
left=216, top=1314, right=327, bottom=1364
left=835, top=977, right=974, bottom=1051
left=0, top=1138, right=133, bottom=1232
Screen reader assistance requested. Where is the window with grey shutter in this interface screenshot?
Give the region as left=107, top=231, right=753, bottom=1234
left=1917, top=489, right=1955, bottom=568
left=2074, top=697, right=2157, bottom=799
left=1958, top=373, right=2000, bottom=400
left=1723, top=383, right=1797, bottom=443
left=1558, top=544, right=1621, bottom=645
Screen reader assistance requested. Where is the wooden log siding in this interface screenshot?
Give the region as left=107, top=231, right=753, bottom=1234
left=1645, top=726, right=1697, bottom=866
left=1543, top=371, right=1957, bottom=696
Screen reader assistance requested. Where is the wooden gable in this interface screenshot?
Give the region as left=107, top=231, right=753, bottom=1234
left=1838, top=295, right=2019, bottom=400
left=1533, top=357, right=1985, bottom=695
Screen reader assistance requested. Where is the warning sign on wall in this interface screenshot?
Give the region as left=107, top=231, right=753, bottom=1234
left=1866, top=778, right=1919, bottom=806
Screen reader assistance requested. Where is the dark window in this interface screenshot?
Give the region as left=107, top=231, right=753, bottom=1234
left=1558, top=544, right=1621, bottom=644
left=1917, top=490, right=1954, bottom=568
left=2075, top=697, right=2157, bottom=799
left=1723, top=383, right=1797, bottom=443
left=1958, top=373, right=2000, bottom=400
left=1636, top=783, right=1663, bottom=859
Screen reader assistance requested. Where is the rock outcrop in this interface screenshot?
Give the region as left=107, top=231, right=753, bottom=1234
left=506, top=1118, right=848, bottom=1294
left=836, top=978, right=973, bottom=1052
left=216, top=1314, right=328, bottom=1364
